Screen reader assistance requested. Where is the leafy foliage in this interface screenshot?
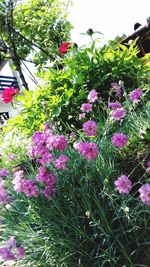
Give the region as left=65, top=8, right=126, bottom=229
left=13, top=0, right=72, bottom=65
left=3, top=40, right=150, bottom=135
left=0, top=0, right=72, bottom=77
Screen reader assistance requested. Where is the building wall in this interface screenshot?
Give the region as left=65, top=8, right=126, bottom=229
left=0, top=61, right=21, bottom=115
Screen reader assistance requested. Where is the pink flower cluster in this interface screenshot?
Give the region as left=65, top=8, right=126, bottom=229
left=114, top=161, right=150, bottom=206
left=74, top=142, right=99, bottom=160
left=13, top=170, right=39, bottom=197
left=36, top=166, right=56, bottom=199
left=111, top=82, right=122, bottom=97
left=29, top=129, right=68, bottom=165
left=108, top=101, right=122, bottom=110
left=108, top=85, right=143, bottom=153
left=110, top=108, right=126, bottom=121
left=0, top=237, right=25, bottom=263
left=79, top=113, right=86, bottom=120
left=25, top=126, right=69, bottom=199
left=36, top=167, right=56, bottom=184
left=77, top=90, right=100, bottom=160
left=81, top=103, right=92, bottom=113
left=0, top=168, right=9, bottom=177
left=79, top=89, right=98, bottom=120
left=115, top=175, right=132, bottom=194
left=54, top=155, right=69, bottom=170
left=114, top=162, right=150, bottom=206
left=28, top=128, right=68, bottom=165
left=1, top=87, right=19, bottom=104
left=0, top=177, right=12, bottom=204
left=87, top=89, right=98, bottom=103
left=129, top=88, right=143, bottom=103
left=12, top=166, right=57, bottom=200
left=108, top=101, right=126, bottom=121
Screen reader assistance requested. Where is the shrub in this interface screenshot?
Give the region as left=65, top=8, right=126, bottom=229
left=3, top=39, right=149, bottom=136
left=0, top=87, right=150, bottom=266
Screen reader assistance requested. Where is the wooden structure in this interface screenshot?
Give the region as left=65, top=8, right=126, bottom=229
left=121, top=17, right=150, bottom=57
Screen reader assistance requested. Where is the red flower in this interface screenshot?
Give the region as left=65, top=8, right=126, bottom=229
left=59, top=42, right=72, bottom=54
left=1, top=87, right=19, bottom=104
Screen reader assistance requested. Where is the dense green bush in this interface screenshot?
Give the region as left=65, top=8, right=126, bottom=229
left=3, top=40, right=150, bottom=136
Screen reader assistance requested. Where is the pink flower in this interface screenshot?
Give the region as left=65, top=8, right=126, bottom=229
left=115, top=175, right=132, bottom=194
left=36, top=166, right=50, bottom=183
left=13, top=171, right=25, bottom=193
left=28, top=143, right=37, bottom=158
left=70, top=132, right=76, bottom=140
left=0, top=178, right=12, bottom=204
left=16, top=246, right=25, bottom=258
left=36, top=166, right=51, bottom=183
left=32, top=131, right=45, bottom=145
left=54, top=155, right=69, bottom=170
left=79, top=113, right=85, bottom=120
left=7, top=237, right=16, bottom=247
left=73, top=141, right=84, bottom=150
left=146, top=162, right=150, bottom=173
left=1, top=87, right=19, bottom=104
left=139, top=184, right=150, bottom=206
left=146, top=167, right=150, bottom=174
left=52, top=135, right=67, bottom=151
left=14, top=170, right=24, bottom=179
left=108, top=101, right=122, bottom=110
left=76, top=142, right=99, bottom=160
left=13, top=178, right=25, bottom=193
left=0, top=189, right=11, bottom=204
left=147, top=161, right=150, bottom=167
left=82, top=120, right=97, bottom=136
left=46, top=135, right=67, bottom=151
left=111, top=82, right=122, bottom=97
left=23, top=180, right=39, bottom=197
left=81, top=103, right=92, bottom=113
left=112, top=132, right=128, bottom=148
left=87, top=89, right=98, bottom=103
left=110, top=108, right=126, bottom=121
left=43, top=186, right=56, bottom=199
left=0, top=168, right=9, bottom=177
left=36, top=152, right=53, bottom=165
left=43, top=126, right=53, bottom=139
left=36, top=166, right=56, bottom=186
left=129, top=88, right=142, bottom=103
left=13, top=172, right=39, bottom=197
left=0, top=247, right=15, bottom=261
left=59, top=42, right=72, bottom=54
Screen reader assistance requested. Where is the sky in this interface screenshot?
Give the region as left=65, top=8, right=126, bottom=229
left=68, top=0, right=150, bottom=46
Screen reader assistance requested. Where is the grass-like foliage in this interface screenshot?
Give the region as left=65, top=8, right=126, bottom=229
left=0, top=83, right=150, bottom=266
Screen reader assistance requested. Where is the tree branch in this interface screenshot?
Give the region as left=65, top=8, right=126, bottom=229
left=14, top=29, right=54, bottom=59
left=6, top=0, right=29, bottom=90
